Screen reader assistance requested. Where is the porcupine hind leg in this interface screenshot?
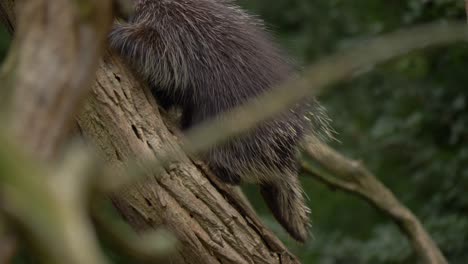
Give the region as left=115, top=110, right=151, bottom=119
left=258, top=134, right=311, bottom=242
left=260, top=169, right=311, bottom=243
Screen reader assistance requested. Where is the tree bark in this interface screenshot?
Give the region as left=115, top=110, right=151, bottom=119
left=76, top=51, right=299, bottom=264
left=1, top=1, right=456, bottom=263
left=0, top=1, right=298, bottom=264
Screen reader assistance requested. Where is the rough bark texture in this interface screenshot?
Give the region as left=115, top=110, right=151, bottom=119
left=76, top=52, right=299, bottom=264
left=1, top=1, right=453, bottom=263
left=0, top=1, right=298, bottom=263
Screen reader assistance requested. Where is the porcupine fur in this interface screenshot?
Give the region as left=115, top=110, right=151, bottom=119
left=109, top=0, right=333, bottom=242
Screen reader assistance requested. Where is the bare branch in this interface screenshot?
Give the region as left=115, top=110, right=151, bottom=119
left=78, top=19, right=463, bottom=264
left=1, top=1, right=460, bottom=263
left=302, top=137, right=447, bottom=264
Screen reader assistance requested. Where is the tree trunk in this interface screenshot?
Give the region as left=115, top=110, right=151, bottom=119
left=76, top=52, right=298, bottom=264
left=0, top=1, right=299, bottom=263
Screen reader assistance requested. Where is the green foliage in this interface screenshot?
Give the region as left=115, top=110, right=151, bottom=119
left=0, top=25, right=10, bottom=61
left=1, top=0, right=467, bottom=263
left=239, top=0, right=467, bottom=263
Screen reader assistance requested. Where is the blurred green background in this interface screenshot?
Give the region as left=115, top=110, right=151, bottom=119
left=1, top=0, right=467, bottom=263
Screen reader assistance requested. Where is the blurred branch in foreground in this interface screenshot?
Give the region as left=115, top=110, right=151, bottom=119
left=88, top=21, right=462, bottom=264
left=0, top=0, right=113, bottom=263
left=0, top=135, right=110, bottom=264
left=183, top=21, right=468, bottom=155
left=0, top=0, right=465, bottom=263
left=0, top=0, right=123, bottom=263
left=0, top=1, right=300, bottom=263
left=90, top=22, right=468, bottom=195
left=1, top=0, right=113, bottom=160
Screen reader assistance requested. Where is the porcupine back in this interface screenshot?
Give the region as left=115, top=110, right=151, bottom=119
left=109, top=0, right=332, bottom=242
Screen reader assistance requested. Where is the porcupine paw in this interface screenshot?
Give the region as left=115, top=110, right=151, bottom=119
left=260, top=179, right=311, bottom=242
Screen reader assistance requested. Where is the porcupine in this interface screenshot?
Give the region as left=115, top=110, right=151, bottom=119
left=109, top=0, right=332, bottom=242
